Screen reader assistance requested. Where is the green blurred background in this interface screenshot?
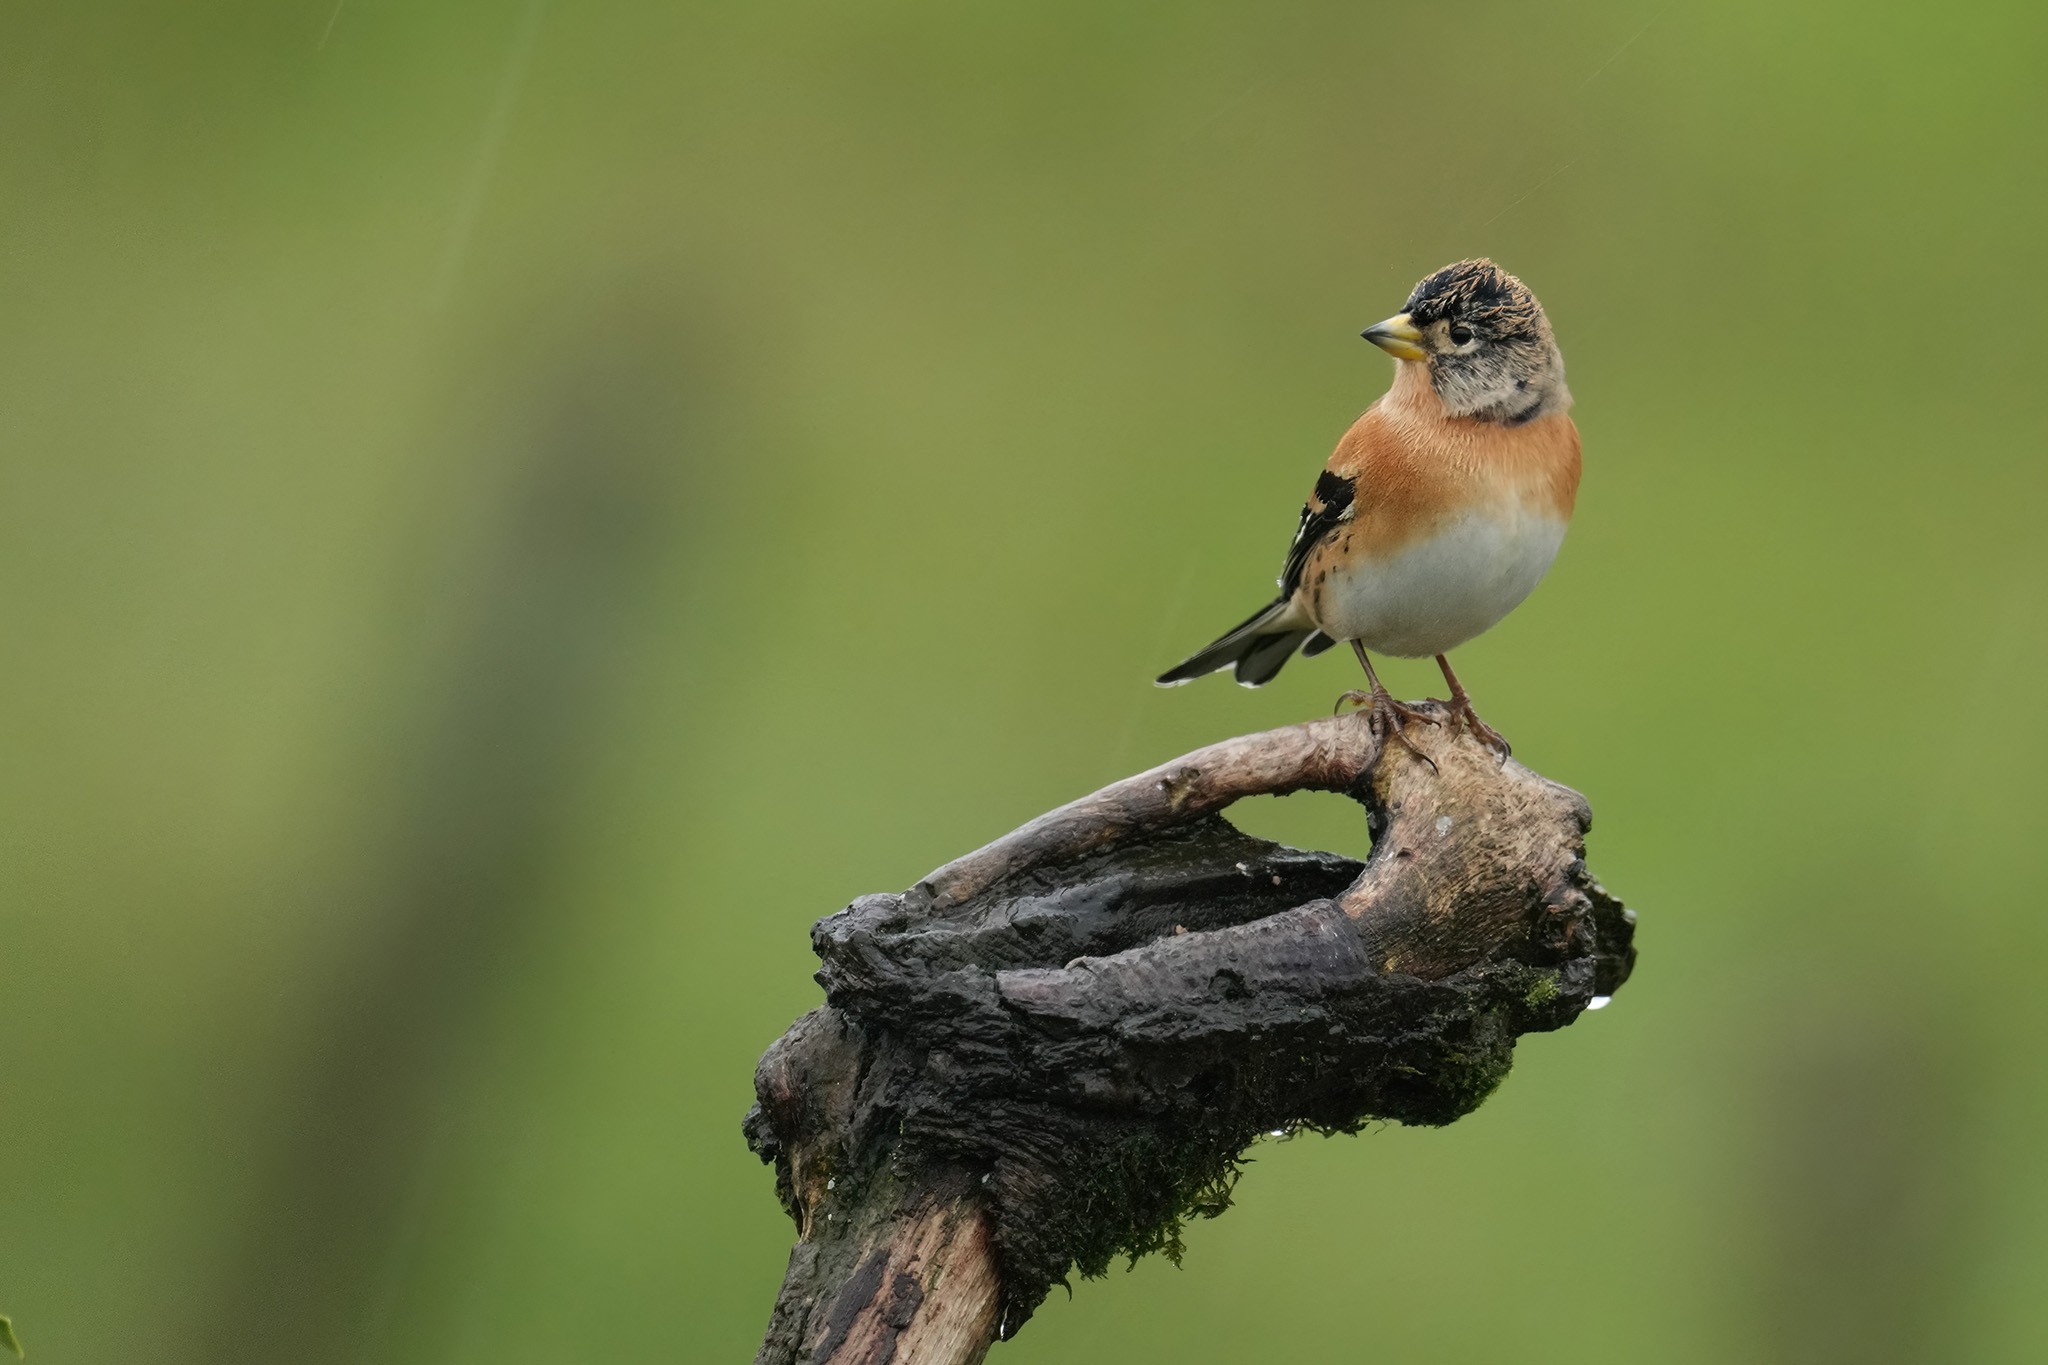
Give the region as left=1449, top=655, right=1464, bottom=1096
left=5, top=2, right=2046, bottom=1361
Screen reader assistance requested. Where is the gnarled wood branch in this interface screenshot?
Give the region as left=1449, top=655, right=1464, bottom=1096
left=746, top=707, right=1636, bottom=1365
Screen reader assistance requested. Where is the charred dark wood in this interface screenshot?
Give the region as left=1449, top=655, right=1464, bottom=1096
left=746, top=706, right=1636, bottom=1364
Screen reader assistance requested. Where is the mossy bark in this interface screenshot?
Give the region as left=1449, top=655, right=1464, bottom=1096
left=746, top=707, right=1636, bottom=1364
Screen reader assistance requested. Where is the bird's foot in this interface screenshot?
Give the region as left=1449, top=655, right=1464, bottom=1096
left=1337, top=689, right=1440, bottom=771
left=1446, top=694, right=1511, bottom=765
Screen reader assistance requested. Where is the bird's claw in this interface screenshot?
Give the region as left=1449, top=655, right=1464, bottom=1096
left=1338, top=690, right=1439, bottom=772
left=1447, top=697, right=1512, bottom=766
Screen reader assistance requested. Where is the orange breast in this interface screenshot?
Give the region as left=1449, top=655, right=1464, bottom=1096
left=1313, top=363, right=1580, bottom=570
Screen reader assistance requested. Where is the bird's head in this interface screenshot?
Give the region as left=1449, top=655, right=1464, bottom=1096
left=1361, top=259, right=1570, bottom=424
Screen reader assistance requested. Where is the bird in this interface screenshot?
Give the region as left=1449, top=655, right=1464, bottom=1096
left=1156, top=258, right=1580, bottom=761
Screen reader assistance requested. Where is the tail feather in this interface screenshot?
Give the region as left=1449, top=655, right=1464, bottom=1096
left=1156, top=598, right=1316, bottom=688
left=1233, top=628, right=1314, bottom=686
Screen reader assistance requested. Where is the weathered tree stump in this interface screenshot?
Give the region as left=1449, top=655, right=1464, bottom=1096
left=746, top=706, right=1637, bottom=1364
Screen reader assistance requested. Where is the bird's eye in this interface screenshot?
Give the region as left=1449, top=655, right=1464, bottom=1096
left=1448, top=323, right=1475, bottom=346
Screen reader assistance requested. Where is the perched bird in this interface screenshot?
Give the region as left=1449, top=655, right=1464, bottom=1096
left=1157, top=259, right=1580, bottom=759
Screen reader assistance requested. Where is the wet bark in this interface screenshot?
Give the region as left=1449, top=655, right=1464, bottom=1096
left=746, top=706, right=1637, bottom=1365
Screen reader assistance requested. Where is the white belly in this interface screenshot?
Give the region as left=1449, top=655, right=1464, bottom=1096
left=1314, top=506, right=1567, bottom=658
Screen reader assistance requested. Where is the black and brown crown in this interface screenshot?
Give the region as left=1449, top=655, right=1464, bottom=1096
left=1402, top=258, right=1543, bottom=337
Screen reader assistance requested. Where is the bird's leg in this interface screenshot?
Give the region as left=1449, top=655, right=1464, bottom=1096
left=1337, top=642, right=1438, bottom=768
left=1434, top=654, right=1510, bottom=761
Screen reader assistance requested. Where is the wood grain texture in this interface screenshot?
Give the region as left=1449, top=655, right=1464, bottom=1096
left=746, top=708, right=1635, bottom=1364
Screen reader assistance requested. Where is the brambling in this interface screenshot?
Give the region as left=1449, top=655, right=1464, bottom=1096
left=1157, top=259, right=1580, bottom=760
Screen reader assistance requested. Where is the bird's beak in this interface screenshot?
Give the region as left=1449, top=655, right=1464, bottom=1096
left=1361, top=313, right=1427, bottom=361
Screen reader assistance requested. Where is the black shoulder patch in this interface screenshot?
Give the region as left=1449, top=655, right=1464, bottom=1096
left=1279, top=470, right=1358, bottom=598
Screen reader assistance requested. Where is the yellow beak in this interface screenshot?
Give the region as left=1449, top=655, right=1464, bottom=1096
left=1361, top=313, right=1427, bottom=361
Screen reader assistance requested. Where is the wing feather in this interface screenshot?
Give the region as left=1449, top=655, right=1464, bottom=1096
left=1278, top=469, right=1357, bottom=599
